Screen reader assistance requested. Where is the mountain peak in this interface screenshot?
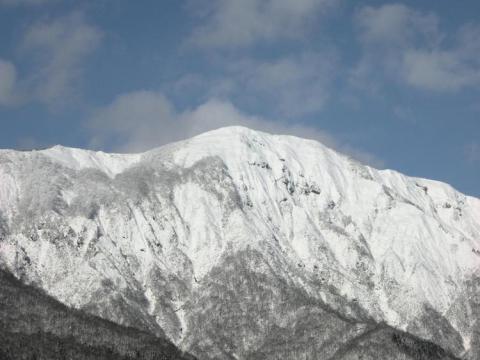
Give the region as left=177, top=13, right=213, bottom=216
left=191, top=125, right=331, bottom=150
left=1, top=124, right=479, bottom=359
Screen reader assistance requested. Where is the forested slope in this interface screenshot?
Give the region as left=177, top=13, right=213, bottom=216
left=0, top=269, right=195, bottom=360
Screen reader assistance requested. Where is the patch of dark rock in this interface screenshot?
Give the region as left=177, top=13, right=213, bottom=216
left=251, top=161, right=271, bottom=170
left=391, top=332, right=457, bottom=360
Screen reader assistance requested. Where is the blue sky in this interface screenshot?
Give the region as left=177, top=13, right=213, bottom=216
left=0, top=0, right=479, bottom=197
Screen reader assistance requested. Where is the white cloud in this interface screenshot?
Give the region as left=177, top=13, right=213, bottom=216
left=88, top=91, right=178, bottom=152
left=353, top=4, right=480, bottom=92
left=87, top=90, right=384, bottom=167
left=21, top=12, right=102, bottom=105
left=403, top=48, right=480, bottom=91
left=355, top=4, right=440, bottom=48
left=0, top=59, right=18, bottom=106
left=0, top=12, right=102, bottom=108
left=229, top=53, right=335, bottom=117
left=187, top=0, right=334, bottom=48
left=0, top=0, right=53, bottom=5
left=173, top=52, right=336, bottom=118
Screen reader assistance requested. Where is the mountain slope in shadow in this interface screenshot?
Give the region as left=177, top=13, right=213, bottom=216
left=0, top=255, right=462, bottom=360
left=0, top=269, right=195, bottom=360
left=181, top=247, right=461, bottom=360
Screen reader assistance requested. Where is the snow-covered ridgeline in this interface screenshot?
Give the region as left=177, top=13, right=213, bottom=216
left=0, top=126, right=479, bottom=356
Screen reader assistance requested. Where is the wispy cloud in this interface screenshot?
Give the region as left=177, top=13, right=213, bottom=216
left=0, top=0, right=54, bottom=6
left=402, top=24, right=480, bottom=91
left=0, top=59, right=19, bottom=106
left=355, top=4, right=440, bottom=48
left=21, top=11, right=103, bottom=106
left=353, top=3, right=480, bottom=92
left=226, top=52, right=336, bottom=117
left=87, top=90, right=384, bottom=167
left=0, top=12, right=102, bottom=108
left=88, top=91, right=177, bottom=152
left=172, top=51, right=337, bottom=119
left=186, top=0, right=335, bottom=48
left=466, top=142, right=480, bottom=164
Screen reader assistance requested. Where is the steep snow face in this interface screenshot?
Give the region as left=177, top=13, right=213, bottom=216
left=171, top=128, right=480, bottom=316
left=0, top=126, right=479, bottom=358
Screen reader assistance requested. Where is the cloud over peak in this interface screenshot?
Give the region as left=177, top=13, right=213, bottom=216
left=87, top=90, right=384, bottom=167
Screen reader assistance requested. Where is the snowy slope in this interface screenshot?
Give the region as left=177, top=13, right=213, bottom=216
left=0, top=126, right=479, bottom=359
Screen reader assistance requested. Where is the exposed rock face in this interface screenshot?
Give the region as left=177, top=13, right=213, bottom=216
left=0, top=126, right=478, bottom=359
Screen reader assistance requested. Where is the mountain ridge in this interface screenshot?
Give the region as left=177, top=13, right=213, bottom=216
left=2, top=125, right=480, bottom=198
left=0, top=126, right=479, bottom=359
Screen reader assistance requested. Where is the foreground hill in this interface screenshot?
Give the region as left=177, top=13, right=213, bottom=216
left=0, top=269, right=195, bottom=360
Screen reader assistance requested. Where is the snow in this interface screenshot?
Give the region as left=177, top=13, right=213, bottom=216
left=1, top=125, right=479, bottom=349
left=40, top=145, right=142, bottom=177
left=0, top=168, right=18, bottom=219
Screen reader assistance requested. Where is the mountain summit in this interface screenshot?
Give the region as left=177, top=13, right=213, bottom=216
left=0, top=126, right=479, bottom=359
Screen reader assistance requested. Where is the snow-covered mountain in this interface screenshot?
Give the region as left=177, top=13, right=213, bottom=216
left=0, top=126, right=479, bottom=359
